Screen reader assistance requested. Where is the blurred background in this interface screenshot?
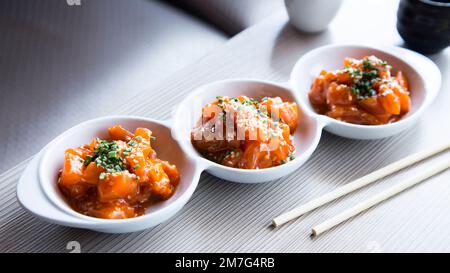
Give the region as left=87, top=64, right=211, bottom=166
left=0, top=0, right=284, bottom=173
left=1, top=0, right=448, bottom=174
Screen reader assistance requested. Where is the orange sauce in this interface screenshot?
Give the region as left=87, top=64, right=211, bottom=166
left=58, top=125, right=179, bottom=219
left=308, top=56, right=411, bottom=125
left=191, top=96, right=298, bottom=169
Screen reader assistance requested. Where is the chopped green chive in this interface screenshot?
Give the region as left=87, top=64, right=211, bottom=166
left=123, top=147, right=133, bottom=156
left=362, top=59, right=375, bottom=70
left=89, top=138, right=127, bottom=174
left=133, top=164, right=140, bottom=170
left=347, top=58, right=386, bottom=100
left=83, top=155, right=93, bottom=166
left=128, top=140, right=137, bottom=147
left=108, top=151, right=117, bottom=159
left=289, top=152, right=296, bottom=160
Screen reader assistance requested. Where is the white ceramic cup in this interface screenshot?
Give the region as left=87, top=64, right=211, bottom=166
left=284, top=0, right=343, bottom=33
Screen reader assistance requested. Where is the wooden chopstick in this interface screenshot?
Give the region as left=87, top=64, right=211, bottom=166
left=311, top=159, right=450, bottom=236
left=272, top=142, right=450, bottom=228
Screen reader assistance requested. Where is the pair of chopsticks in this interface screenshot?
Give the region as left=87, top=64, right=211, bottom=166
left=272, top=142, right=450, bottom=236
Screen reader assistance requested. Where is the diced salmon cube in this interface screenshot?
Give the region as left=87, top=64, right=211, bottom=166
left=97, top=171, right=139, bottom=202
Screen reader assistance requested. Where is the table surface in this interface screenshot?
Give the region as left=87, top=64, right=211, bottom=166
left=1, top=0, right=450, bottom=253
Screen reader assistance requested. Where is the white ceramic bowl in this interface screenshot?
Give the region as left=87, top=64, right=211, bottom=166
left=19, top=116, right=201, bottom=233
left=291, top=45, right=441, bottom=139
left=16, top=44, right=441, bottom=233
left=173, top=79, right=323, bottom=183
left=18, top=81, right=322, bottom=232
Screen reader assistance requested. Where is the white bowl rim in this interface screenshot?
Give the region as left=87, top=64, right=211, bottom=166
left=290, top=44, right=441, bottom=130
left=172, top=78, right=324, bottom=176
left=28, top=44, right=442, bottom=227
left=38, top=115, right=201, bottom=224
